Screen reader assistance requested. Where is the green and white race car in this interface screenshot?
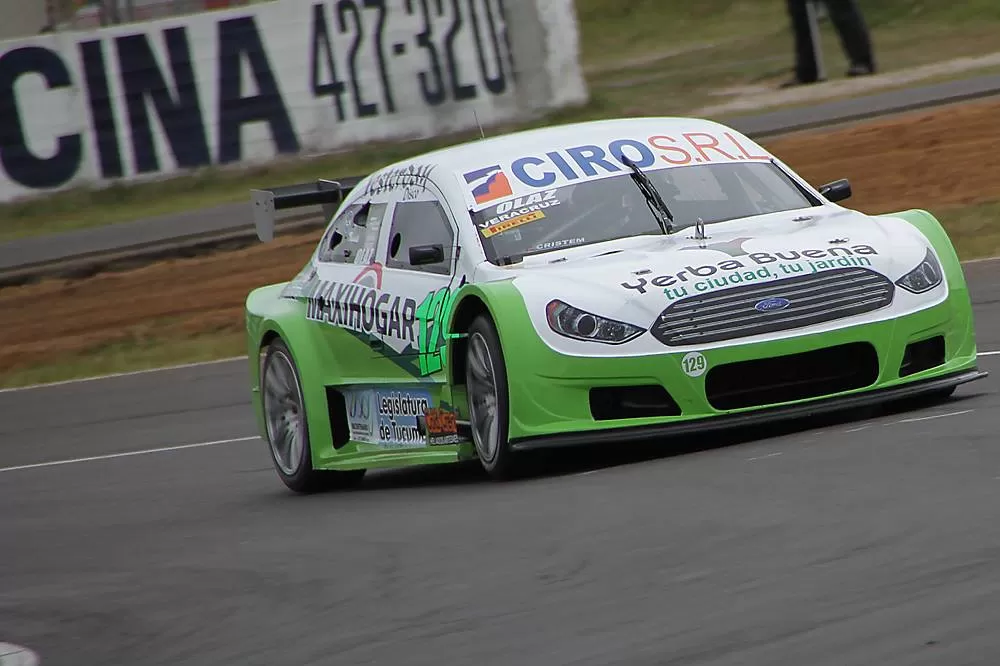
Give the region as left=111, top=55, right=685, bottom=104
left=245, top=117, right=986, bottom=492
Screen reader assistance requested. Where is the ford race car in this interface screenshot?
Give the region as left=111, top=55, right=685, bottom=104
left=245, top=117, right=987, bottom=492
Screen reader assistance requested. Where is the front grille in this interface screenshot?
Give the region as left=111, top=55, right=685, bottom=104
left=651, top=267, right=894, bottom=346
left=705, top=342, right=879, bottom=410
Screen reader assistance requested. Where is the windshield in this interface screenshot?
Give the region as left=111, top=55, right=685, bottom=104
left=472, top=161, right=819, bottom=261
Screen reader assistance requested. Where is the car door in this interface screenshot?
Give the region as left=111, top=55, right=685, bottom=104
left=375, top=185, right=464, bottom=382
left=306, top=183, right=466, bottom=451
left=302, top=197, right=398, bottom=384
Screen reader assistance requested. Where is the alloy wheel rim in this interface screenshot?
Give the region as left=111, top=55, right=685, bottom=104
left=467, top=332, right=500, bottom=463
left=262, top=350, right=306, bottom=476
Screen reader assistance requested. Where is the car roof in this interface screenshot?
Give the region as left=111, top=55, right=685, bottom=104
left=376, top=116, right=761, bottom=176
left=341, top=116, right=781, bottom=216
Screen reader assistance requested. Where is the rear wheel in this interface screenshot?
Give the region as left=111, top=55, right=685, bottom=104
left=261, top=339, right=365, bottom=493
left=465, top=315, right=520, bottom=479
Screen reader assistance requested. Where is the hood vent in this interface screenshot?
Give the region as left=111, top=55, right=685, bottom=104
left=652, top=267, right=894, bottom=346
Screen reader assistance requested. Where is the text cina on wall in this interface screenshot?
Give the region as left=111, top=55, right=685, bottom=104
left=0, top=0, right=587, bottom=202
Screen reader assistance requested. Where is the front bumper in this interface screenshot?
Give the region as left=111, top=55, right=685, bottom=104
left=510, top=368, right=985, bottom=451
left=502, top=290, right=982, bottom=447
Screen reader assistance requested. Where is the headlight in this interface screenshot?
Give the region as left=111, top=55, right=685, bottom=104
left=545, top=300, right=645, bottom=344
left=896, top=249, right=943, bottom=294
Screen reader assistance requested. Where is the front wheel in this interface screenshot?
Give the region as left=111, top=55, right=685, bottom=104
left=261, top=338, right=365, bottom=493
left=465, top=315, right=520, bottom=479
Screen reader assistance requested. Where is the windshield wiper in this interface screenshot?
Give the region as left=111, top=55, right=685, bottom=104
left=621, top=155, right=674, bottom=235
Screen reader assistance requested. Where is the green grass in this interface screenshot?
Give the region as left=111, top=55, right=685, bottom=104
left=2, top=0, right=1000, bottom=243
left=574, top=0, right=1000, bottom=69
left=938, top=201, right=1000, bottom=262
left=0, top=330, right=248, bottom=389
left=4, top=198, right=1000, bottom=390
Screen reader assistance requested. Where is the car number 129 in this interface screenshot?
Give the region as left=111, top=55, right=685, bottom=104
left=681, top=351, right=708, bottom=378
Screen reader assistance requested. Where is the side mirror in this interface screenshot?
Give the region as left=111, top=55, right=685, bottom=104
left=819, top=178, right=852, bottom=203
left=409, top=243, right=445, bottom=266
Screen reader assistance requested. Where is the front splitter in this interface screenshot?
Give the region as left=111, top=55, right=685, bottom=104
left=509, top=369, right=988, bottom=451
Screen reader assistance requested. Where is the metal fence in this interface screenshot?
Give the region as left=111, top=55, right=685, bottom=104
left=45, top=0, right=271, bottom=30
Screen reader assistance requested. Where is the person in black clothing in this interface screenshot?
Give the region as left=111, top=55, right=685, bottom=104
left=783, top=0, right=876, bottom=87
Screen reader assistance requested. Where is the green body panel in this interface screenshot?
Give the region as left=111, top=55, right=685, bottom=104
left=887, top=209, right=971, bottom=295
left=246, top=210, right=979, bottom=471
left=247, top=282, right=469, bottom=470
left=500, top=292, right=975, bottom=440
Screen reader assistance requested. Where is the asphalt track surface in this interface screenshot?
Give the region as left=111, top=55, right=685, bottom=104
left=3, top=260, right=1000, bottom=665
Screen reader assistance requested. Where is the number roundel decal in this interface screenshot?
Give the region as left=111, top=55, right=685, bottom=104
left=681, top=351, right=708, bottom=378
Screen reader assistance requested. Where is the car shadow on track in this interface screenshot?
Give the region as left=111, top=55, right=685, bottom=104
left=342, top=390, right=988, bottom=492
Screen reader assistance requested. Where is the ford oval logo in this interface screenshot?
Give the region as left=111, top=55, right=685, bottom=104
left=755, top=297, right=791, bottom=312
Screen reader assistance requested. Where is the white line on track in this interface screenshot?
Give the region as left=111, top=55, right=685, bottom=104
left=977, top=350, right=1000, bottom=356
left=0, top=435, right=259, bottom=474
left=895, top=409, right=974, bottom=424
left=747, top=452, right=783, bottom=462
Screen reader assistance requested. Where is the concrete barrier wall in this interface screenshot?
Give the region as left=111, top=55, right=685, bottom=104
left=0, top=0, right=588, bottom=202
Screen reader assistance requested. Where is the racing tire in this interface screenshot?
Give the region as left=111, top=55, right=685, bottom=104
left=261, top=339, right=366, bottom=493
left=465, top=314, right=520, bottom=479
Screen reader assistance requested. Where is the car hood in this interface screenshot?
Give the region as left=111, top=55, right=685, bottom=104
left=480, top=207, right=945, bottom=353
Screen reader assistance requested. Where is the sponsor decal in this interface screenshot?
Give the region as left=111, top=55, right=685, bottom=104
left=376, top=388, right=432, bottom=448
left=535, top=237, right=585, bottom=251
left=0, top=1, right=518, bottom=201
left=361, top=164, right=435, bottom=197
left=401, top=185, right=424, bottom=201
left=346, top=389, right=376, bottom=443
left=681, top=351, right=707, bottom=378
left=353, top=262, right=384, bottom=289
left=620, top=245, right=879, bottom=298
left=463, top=132, right=771, bottom=206
left=342, top=388, right=463, bottom=448
left=481, top=210, right=545, bottom=238
left=754, top=297, right=791, bottom=312
left=300, top=275, right=464, bottom=379
left=415, top=283, right=463, bottom=376
left=476, top=190, right=560, bottom=232
left=464, top=165, right=513, bottom=204
left=423, top=407, right=461, bottom=446
left=303, top=278, right=417, bottom=344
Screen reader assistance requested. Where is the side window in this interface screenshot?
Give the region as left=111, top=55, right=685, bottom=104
left=318, top=202, right=388, bottom=264
left=385, top=200, right=455, bottom=275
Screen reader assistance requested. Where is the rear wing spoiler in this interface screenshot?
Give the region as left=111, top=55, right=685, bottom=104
left=250, top=175, right=365, bottom=242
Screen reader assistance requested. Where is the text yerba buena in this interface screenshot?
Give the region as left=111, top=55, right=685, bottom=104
left=621, top=245, right=879, bottom=296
